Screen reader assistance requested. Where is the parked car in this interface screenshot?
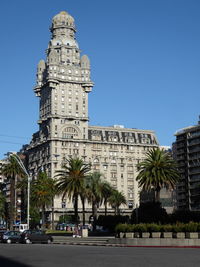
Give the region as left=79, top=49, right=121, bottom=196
left=20, top=230, right=53, bottom=244
left=0, top=229, right=7, bottom=243
left=2, top=231, right=21, bottom=244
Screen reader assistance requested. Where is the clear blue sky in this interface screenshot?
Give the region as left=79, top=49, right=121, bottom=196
left=1, top=0, right=200, bottom=158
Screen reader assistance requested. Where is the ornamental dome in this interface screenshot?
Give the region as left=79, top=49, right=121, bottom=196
left=51, top=11, right=75, bottom=30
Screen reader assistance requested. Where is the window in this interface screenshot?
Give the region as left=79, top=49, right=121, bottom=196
left=62, top=127, right=78, bottom=139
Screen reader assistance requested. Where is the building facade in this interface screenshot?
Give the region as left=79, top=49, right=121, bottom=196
left=173, top=117, right=200, bottom=211
left=25, top=11, right=159, bottom=220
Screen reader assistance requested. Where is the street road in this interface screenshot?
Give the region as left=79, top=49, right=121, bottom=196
left=0, top=243, right=200, bottom=267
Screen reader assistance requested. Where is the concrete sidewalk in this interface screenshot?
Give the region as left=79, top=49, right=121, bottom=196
left=52, top=236, right=200, bottom=248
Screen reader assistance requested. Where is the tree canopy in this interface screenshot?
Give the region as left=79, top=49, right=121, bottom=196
left=136, top=148, right=180, bottom=202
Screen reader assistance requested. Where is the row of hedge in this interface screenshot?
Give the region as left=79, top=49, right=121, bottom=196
left=115, top=222, right=200, bottom=233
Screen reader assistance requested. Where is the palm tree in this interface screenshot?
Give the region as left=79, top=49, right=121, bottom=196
left=31, top=172, right=56, bottom=229
left=136, top=147, right=180, bottom=202
left=101, top=181, right=113, bottom=216
left=108, top=189, right=126, bottom=215
left=55, top=157, right=91, bottom=225
left=80, top=185, right=90, bottom=226
left=86, top=172, right=104, bottom=228
left=0, top=156, right=25, bottom=230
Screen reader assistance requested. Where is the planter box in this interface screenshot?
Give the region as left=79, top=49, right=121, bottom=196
left=81, top=229, right=88, bottom=238
left=151, top=232, right=161, bottom=238
left=141, top=232, right=150, bottom=238
left=134, top=232, right=140, bottom=238
left=173, top=232, right=185, bottom=239
left=162, top=232, right=173, bottom=238
left=125, top=232, right=134, bottom=238
left=120, top=232, right=126, bottom=238
left=185, top=232, right=199, bottom=239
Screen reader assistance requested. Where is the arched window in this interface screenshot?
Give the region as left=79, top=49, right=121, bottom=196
left=94, top=158, right=99, bottom=163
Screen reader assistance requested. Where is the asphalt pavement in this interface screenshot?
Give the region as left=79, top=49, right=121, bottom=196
left=0, top=243, right=200, bottom=267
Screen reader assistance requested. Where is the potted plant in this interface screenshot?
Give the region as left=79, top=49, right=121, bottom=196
left=115, top=223, right=127, bottom=238
left=137, top=224, right=149, bottom=238
left=133, top=224, right=141, bottom=238
left=172, top=224, right=185, bottom=239
left=147, top=224, right=161, bottom=238
left=160, top=224, right=173, bottom=238
left=184, top=222, right=198, bottom=239
left=125, top=224, right=134, bottom=238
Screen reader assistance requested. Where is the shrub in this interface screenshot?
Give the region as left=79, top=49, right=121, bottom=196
left=184, top=222, right=198, bottom=232
left=160, top=224, right=173, bottom=232
left=115, top=223, right=128, bottom=233
left=172, top=223, right=185, bottom=233
left=134, top=224, right=148, bottom=233
left=197, top=223, right=200, bottom=232
left=131, top=202, right=169, bottom=224
left=97, top=215, right=129, bottom=232
left=147, top=223, right=160, bottom=232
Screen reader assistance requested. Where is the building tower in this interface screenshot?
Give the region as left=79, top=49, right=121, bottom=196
left=26, top=11, right=159, bottom=221
left=173, top=117, right=200, bottom=211
left=32, top=10, right=93, bottom=172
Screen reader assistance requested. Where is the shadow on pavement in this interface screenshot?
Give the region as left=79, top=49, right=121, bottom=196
left=0, top=256, right=30, bottom=267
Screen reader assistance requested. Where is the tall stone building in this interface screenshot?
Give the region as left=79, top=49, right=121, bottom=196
left=26, top=11, right=159, bottom=221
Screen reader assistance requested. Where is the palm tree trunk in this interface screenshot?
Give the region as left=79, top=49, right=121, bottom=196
left=81, top=196, right=85, bottom=226
left=41, top=205, right=46, bottom=230
left=155, top=189, right=160, bottom=203
left=51, top=197, right=55, bottom=230
left=9, top=177, right=15, bottom=230
left=74, top=195, right=79, bottom=225
left=117, top=206, right=120, bottom=216
left=114, top=207, right=117, bottom=216
left=104, top=200, right=107, bottom=216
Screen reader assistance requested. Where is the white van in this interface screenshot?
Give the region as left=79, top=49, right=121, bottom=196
left=19, top=224, right=28, bottom=232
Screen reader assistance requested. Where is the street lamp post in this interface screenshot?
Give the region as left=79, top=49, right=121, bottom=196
left=9, top=153, right=31, bottom=229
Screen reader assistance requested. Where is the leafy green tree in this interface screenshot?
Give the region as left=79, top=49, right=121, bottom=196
left=0, top=156, right=25, bottom=229
left=108, top=189, right=126, bottom=215
left=55, top=157, right=91, bottom=225
left=136, top=148, right=180, bottom=202
left=31, top=172, right=56, bottom=229
left=131, top=202, right=168, bottom=224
